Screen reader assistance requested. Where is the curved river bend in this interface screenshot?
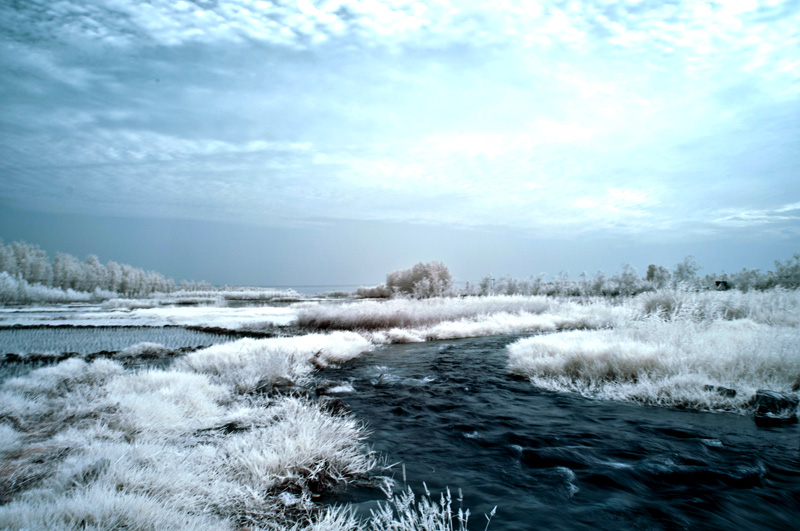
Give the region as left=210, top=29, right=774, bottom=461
left=320, top=334, right=800, bottom=530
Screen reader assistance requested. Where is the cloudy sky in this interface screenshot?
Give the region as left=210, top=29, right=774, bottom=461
left=1, top=0, right=799, bottom=287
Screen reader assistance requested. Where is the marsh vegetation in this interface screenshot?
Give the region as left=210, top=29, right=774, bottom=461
left=1, top=250, right=798, bottom=529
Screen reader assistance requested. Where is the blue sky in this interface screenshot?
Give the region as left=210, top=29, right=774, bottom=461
left=1, top=1, right=798, bottom=286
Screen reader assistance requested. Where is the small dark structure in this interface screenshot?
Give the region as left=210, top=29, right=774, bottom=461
left=750, top=390, right=799, bottom=427
left=715, top=280, right=730, bottom=290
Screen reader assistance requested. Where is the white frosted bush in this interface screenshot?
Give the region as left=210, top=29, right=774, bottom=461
left=356, top=284, right=392, bottom=298
left=386, top=261, right=453, bottom=298
left=0, top=272, right=117, bottom=304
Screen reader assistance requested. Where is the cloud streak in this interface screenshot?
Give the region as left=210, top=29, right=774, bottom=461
left=0, top=0, right=798, bottom=245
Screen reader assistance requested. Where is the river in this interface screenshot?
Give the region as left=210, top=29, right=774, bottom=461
left=320, top=334, right=800, bottom=530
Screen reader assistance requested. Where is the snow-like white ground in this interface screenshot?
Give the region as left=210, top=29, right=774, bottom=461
left=0, top=304, right=297, bottom=328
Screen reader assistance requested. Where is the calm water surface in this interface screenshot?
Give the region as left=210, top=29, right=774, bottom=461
left=321, top=335, right=800, bottom=530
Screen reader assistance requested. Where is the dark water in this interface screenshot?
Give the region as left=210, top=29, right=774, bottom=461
left=0, top=326, right=234, bottom=383
left=320, top=335, right=800, bottom=531
left=0, top=326, right=233, bottom=356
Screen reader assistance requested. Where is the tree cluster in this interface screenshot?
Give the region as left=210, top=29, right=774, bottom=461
left=358, top=260, right=453, bottom=299
left=472, top=254, right=800, bottom=297
left=0, top=239, right=180, bottom=298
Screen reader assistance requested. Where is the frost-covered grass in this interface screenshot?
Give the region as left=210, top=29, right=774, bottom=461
left=0, top=333, right=377, bottom=529
left=297, top=296, right=556, bottom=330
left=0, top=330, right=488, bottom=530
left=175, top=332, right=372, bottom=394
left=7, top=290, right=795, bottom=526
left=508, top=316, right=800, bottom=412
left=295, top=290, right=800, bottom=346
left=368, top=484, right=490, bottom=531
left=638, top=288, right=800, bottom=326
left=297, top=296, right=638, bottom=343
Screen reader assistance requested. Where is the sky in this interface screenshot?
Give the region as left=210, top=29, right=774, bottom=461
left=1, top=0, right=799, bottom=287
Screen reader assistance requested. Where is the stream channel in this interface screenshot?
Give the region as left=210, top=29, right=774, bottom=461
left=320, top=334, right=800, bottom=530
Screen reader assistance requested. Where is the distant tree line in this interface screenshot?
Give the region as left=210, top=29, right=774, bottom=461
left=0, top=240, right=211, bottom=302
left=469, top=254, right=800, bottom=297
left=358, top=255, right=800, bottom=299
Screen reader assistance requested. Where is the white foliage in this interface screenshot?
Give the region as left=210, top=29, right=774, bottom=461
left=0, top=304, right=297, bottom=329
left=4, top=357, right=122, bottom=391
left=0, top=328, right=230, bottom=358
left=356, top=284, right=392, bottom=298
left=0, top=272, right=116, bottom=304
left=386, top=261, right=453, bottom=298
left=368, top=486, right=475, bottom=531
left=638, top=288, right=800, bottom=326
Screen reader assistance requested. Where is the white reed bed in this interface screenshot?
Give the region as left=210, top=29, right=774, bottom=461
left=294, top=290, right=800, bottom=346
left=508, top=317, right=800, bottom=412
left=297, top=296, right=640, bottom=343
left=296, top=296, right=556, bottom=330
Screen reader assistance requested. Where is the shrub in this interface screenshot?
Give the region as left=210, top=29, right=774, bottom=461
left=386, top=261, right=453, bottom=298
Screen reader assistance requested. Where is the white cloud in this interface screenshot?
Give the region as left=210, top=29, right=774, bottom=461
left=712, top=202, right=800, bottom=227
left=1, top=0, right=792, bottom=67
left=0, top=0, right=797, bottom=243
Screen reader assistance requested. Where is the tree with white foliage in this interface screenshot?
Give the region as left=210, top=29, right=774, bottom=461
left=673, top=256, right=700, bottom=288
left=0, top=239, right=183, bottom=300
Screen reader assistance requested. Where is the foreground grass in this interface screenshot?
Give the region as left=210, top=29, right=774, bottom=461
left=0, top=332, right=488, bottom=530
left=0, top=355, right=372, bottom=528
